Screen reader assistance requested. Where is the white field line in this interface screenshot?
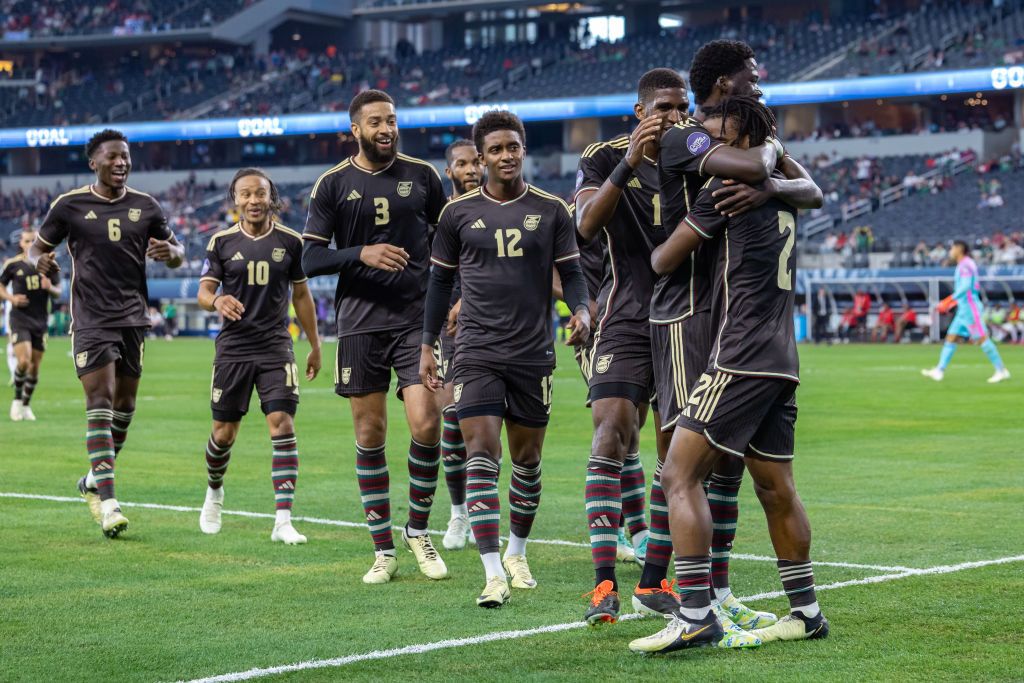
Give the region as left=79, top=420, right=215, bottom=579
left=0, top=491, right=911, bottom=572
left=178, top=553, right=1024, bottom=683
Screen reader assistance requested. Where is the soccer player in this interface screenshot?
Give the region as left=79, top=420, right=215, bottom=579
left=438, top=139, right=483, bottom=551
left=301, top=89, right=449, bottom=583
left=419, top=111, right=591, bottom=608
left=29, top=128, right=184, bottom=538
left=631, top=97, right=829, bottom=654
left=196, top=168, right=321, bottom=544
left=1, top=229, right=60, bottom=421
left=922, top=240, right=1010, bottom=383
left=574, top=68, right=688, bottom=624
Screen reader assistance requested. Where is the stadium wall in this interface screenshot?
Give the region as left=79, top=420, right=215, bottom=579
left=785, top=128, right=1018, bottom=161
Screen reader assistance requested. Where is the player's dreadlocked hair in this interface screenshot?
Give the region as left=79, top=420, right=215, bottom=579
left=228, top=167, right=283, bottom=216
left=688, top=40, right=755, bottom=105
left=637, top=68, right=687, bottom=104
left=701, top=95, right=775, bottom=149
left=445, top=138, right=476, bottom=166
left=85, top=128, right=128, bottom=158
left=349, top=89, right=395, bottom=123
left=472, top=111, right=526, bottom=153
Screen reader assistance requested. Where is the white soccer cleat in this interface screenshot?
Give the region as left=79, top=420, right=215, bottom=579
left=199, top=487, right=224, bottom=534
left=271, top=522, right=307, bottom=545
left=502, top=554, right=538, bottom=589
left=101, top=506, right=129, bottom=539
left=987, top=368, right=1011, bottom=384
left=443, top=514, right=471, bottom=550
left=20, top=404, right=35, bottom=421
left=402, top=527, right=449, bottom=579
left=616, top=527, right=637, bottom=563
left=362, top=553, right=399, bottom=584
left=921, top=367, right=944, bottom=381
left=10, top=399, right=23, bottom=421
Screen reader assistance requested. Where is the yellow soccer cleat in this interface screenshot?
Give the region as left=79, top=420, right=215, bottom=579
left=362, top=553, right=399, bottom=584
left=714, top=606, right=762, bottom=649
left=719, top=591, right=777, bottom=630
left=402, top=528, right=449, bottom=580
left=101, top=508, right=129, bottom=539
left=752, top=613, right=830, bottom=643
left=476, top=575, right=511, bottom=608
left=502, top=554, right=537, bottom=589
left=77, top=475, right=102, bottom=525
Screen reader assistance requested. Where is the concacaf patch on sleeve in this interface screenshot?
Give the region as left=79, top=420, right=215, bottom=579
left=200, top=259, right=210, bottom=276
left=575, top=169, right=584, bottom=190
left=686, top=131, right=712, bottom=155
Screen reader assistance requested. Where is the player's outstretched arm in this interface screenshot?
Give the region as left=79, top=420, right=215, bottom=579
left=711, top=155, right=823, bottom=216
left=291, top=280, right=322, bottom=380
left=300, top=241, right=409, bottom=277
left=702, top=141, right=777, bottom=186
left=419, top=265, right=455, bottom=392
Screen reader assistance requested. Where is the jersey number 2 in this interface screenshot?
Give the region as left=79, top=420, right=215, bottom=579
left=494, top=229, right=523, bottom=258
left=777, top=211, right=795, bottom=291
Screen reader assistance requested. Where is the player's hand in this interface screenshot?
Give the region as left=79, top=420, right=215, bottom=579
left=565, top=307, right=591, bottom=346
left=11, top=294, right=28, bottom=308
left=588, top=299, right=598, bottom=330
left=712, top=179, right=772, bottom=217
left=625, top=115, right=663, bottom=169
left=146, top=238, right=176, bottom=261
left=40, top=275, right=54, bottom=290
left=214, top=294, right=245, bottom=321
left=360, top=244, right=409, bottom=272
left=305, top=346, right=321, bottom=381
left=446, top=298, right=462, bottom=336
left=35, top=252, right=59, bottom=276
left=419, top=345, right=442, bottom=392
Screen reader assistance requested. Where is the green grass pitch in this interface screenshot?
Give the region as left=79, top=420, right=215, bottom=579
left=1, top=337, right=1022, bottom=682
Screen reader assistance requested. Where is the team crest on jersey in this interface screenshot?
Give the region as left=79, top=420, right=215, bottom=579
left=397, top=181, right=413, bottom=198
left=523, top=215, right=541, bottom=231
left=341, top=368, right=352, bottom=385
left=16, top=269, right=23, bottom=276
left=75, top=351, right=88, bottom=368
left=453, top=383, right=463, bottom=402
left=272, top=248, right=285, bottom=263
left=595, top=354, right=613, bottom=374
left=128, top=208, right=142, bottom=222
left=212, top=388, right=223, bottom=403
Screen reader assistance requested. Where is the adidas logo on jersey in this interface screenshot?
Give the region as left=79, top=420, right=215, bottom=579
left=231, top=252, right=245, bottom=261
left=470, top=218, right=487, bottom=230
left=84, top=210, right=98, bottom=220
left=589, top=515, right=613, bottom=528
left=627, top=177, right=643, bottom=189
left=347, top=189, right=362, bottom=201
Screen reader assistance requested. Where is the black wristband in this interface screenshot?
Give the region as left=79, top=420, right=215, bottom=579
left=211, top=294, right=222, bottom=309
left=608, top=159, right=633, bottom=189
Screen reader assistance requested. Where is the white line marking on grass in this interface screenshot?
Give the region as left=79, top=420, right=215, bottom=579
left=177, top=554, right=1024, bottom=683
left=0, top=492, right=912, bottom=571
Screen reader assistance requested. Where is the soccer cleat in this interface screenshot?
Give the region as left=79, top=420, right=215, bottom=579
left=719, top=592, right=777, bottom=630
left=584, top=579, right=620, bottom=625
left=634, top=534, right=648, bottom=564
left=199, top=487, right=223, bottom=535
left=987, top=368, right=1011, bottom=384
left=362, top=553, right=399, bottom=584
left=101, top=508, right=129, bottom=538
left=751, top=612, right=830, bottom=643
left=616, top=528, right=637, bottom=563
left=9, top=399, right=23, bottom=421
left=502, top=554, right=537, bottom=589
left=443, top=514, right=470, bottom=550
left=921, top=367, right=944, bottom=381
left=631, top=579, right=681, bottom=618
left=714, top=605, right=762, bottom=649
left=402, top=528, right=449, bottom=580
left=20, top=405, right=35, bottom=421
left=628, top=611, right=724, bottom=654
left=77, top=475, right=102, bottom=525
left=476, top=575, right=511, bottom=608
left=271, top=522, right=307, bottom=545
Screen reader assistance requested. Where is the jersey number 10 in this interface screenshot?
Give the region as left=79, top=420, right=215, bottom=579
left=247, top=260, right=270, bottom=285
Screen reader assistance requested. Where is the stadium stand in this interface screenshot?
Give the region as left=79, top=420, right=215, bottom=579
left=0, top=0, right=246, bottom=38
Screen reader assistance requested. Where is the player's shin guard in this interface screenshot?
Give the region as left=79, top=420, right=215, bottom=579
left=707, top=473, right=742, bottom=590
left=111, top=409, right=134, bottom=455
left=980, top=339, right=1006, bottom=370
left=620, top=451, right=648, bottom=537
left=441, top=405, right=467, bottom=506
left=356, top=443, right=393, bottom=551
left=407, top=438, right=440, bottom=531
left=466, top=454, right=501, bottom=554
left=586, top=455, right=622, bottom=585
left=271, top=433, right=298, bottom=511
left=640, top=460, right=672, bottom=588
left=509, top=462, right=541, bottom=539
left=778, top=559, right=821, bottom=617
left=675, top=555, right=713, bottom=619
left=86, top=408, right=116, bottom=501
left=205, top=436, right=232, bottom=489
left=938, top=341, right=957, bottom=370
left=21, top=374, right=37, bottom=405
left=13, top=368, right=25, bottom=401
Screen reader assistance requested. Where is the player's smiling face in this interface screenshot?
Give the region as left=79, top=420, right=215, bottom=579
left=640, top=88, right=689, bottom=138
left=353, top=101, right=399, bottom=164
left=446, top=146, right=483, bottom=195
left=729, top=58, right=762, bottom=99
left=481, top=129, right=524, bottom=183
left=233, top=174, right=273, bottom=227
left=90, top=140, right=131, bottom=191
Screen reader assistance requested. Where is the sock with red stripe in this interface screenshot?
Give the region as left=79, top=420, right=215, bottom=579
left=205, top=436, right=232, bottom=489
left=356, top=443, right=393, bottom=553
left=707, top=472, right=742, bottom=590
left=111, top=409, right=134, bottom=455
left=675, top=554, right=713, bottom=621
left=271, top=433, right=298, bottom=511
left=509, top=462, right=541, bottom=540
left=441, top=405, right=467, bottom=512
left=620, top=451, right=648, bottom=539
left=586, top=454, right=621, bottom=589
left=86, top=408, right=116, bottom=501
left=21, top=374, right=37, bottom=405
left=639, top=459, right=671, bottom=588
left=13, top=368, right=25, bottom=401
left=466, top=454, right=501, bottom=555
left=778, top=559, right=821, bottom=618
left=406, top=438, right=440, bottom=533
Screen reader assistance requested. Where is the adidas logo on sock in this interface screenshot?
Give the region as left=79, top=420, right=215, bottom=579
left=419, top=495, right=434, bottom=504
left=347, top=189, right=362, bottom=201
left=517, top=500, right=539, bottom=508
left=231, top=252, right=245, bottom=261
left=84, top=210, right=98, bottom=220
left=468, top=501, right=490, bottom=512
left=470, top=218, right=487, bottom=230
left=366, top=510, right=383, bottom=521
left=277, top=481, right=295, bottom=490
left=590, top=515, right=613, bottom=528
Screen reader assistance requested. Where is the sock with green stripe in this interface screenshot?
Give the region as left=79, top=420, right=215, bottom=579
left=586, top=454, right=622, bottom=590
left=86, top=407, right=116, bottom=501
left=111, top=409, right=134, bottom=455
left=13, top=368, right=25, bottom=401
left=620, top=451, right=648, bottom=541
left=271, top=433, right=298, bottom=518
left=406, top=438, right=440, bottom=535
left=778, top=559, right=821, bottom=618
left=21, top=374, right=37, bottom=405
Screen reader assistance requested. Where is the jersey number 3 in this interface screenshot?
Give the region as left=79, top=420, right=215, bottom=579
left=777, top=211, right=795, bottom=291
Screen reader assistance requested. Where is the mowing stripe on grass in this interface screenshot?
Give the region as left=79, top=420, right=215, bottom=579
left=177, top=554, right=1024, bottom=683
left=0, top=491, right=912, bottom=571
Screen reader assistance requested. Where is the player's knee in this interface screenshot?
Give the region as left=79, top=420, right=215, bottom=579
left=212, top=422, right=239, bottom=446
left=85, top=396, right=113, bottom=411
left=408, top=413, right=441, bottom=443
left=752, top=474, right=797, bottom=514
left=511, top=445, right=541, bottom=469
left=354, top=417, right=387, bottom=449
left=266, top=412, right=294, bottom=436
left=591, top=418, right=630, bottom=460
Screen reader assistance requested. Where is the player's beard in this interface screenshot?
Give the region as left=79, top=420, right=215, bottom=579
left=452, top=176, right=479, bottom=196
left=359, top=131, right=398, bottom=165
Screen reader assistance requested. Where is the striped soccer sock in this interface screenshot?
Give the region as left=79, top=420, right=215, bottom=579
left=585, top=455, right=622, bottom=588
left=508, top=462, right=541, bottom=540
left=778, top=559, right=821, bottom=618
left=407, top=438, right=440, bottom=532
left=13, top=368, right=25, bottom=401
left=21, top=374, right=37, bottom=405
left=620, top=451, right=648, bottom=538
left=271, top=433, right=298, bottom=511
left=356, top=443, right=393, bottom=552
left=675, top=554, right=713, bottom=621
left=466, top=454, right=501, bottom=555
left=111, top=409, right=134, bottom=455
left=441, top=405, right=467, bottom=507
left=707, top=473, right=742, bottom=590
left=205, top=436, right=232, bottom=489
left=639, top=459, right=672, bottom=588
left=86, top=408, right=116, bottom=501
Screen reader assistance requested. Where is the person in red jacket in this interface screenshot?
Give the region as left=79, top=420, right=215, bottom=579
left=871, top=303, right=896, bottom=342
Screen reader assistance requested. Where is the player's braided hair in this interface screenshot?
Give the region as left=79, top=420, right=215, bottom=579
left=637, top=68, right=686, bottom=104
left=701, top=95, right=775, bottom=149
left=228, top=167, right=282, bottom=216
left=85, top=128, right=128, bottom=158
left=445, top=138, right=476, bottom=166
left=472, top=111, right=526, bottom=153
left=349, top=89, right=395, bottom=123
left=688, top=40, right=755, bottom=105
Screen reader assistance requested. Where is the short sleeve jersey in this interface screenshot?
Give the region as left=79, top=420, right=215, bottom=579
left=650, top=119, right=724, bottom=324
left=200, top=222, right=306, bottom=363
left=303, top=154, right=446, bottom=338
left=37, top=185, right=172, bottom=332
left=431, top=185, right=579, bottom=366
left=575, top=136, right=664, bottom=332
left=0, top=256, right=59, bottom=333
left=684, top=177, right=799, bottom=382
